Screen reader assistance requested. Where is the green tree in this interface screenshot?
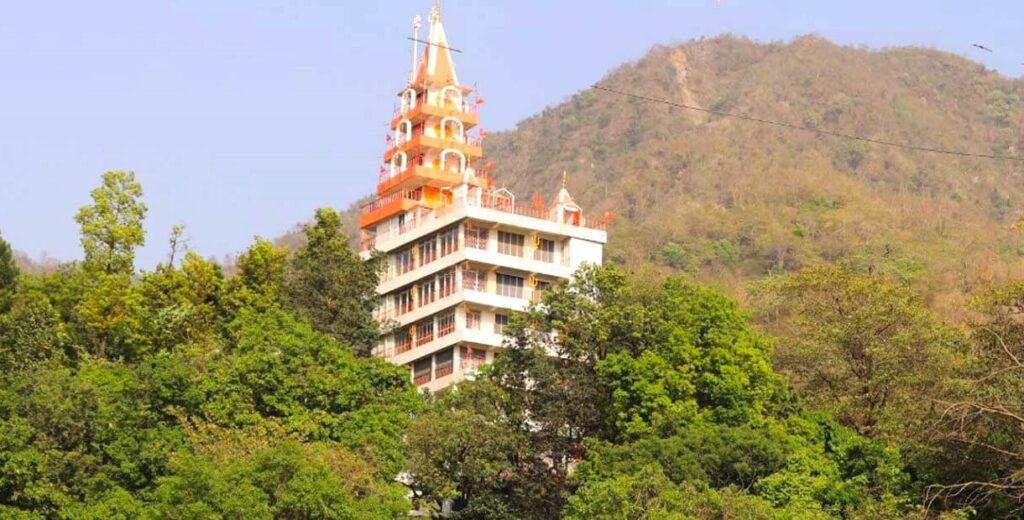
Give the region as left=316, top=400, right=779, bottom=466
left=137, top=251, right=222, bottom=352
left=74, top=170, right=147, bottom=277
left=74, top=171, right=147, bottom=359
left=753, top=264, right=965, bottom=438
left=0, top=291, right=69, bottom=372
left=284, top=208, right=384, bottom=355
left=222, top=237, right=288, bottom=316
left=0, top=231, right=17, bottom=312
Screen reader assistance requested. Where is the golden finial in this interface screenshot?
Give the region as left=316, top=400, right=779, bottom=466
left=561, top=170, right=568, bottom=190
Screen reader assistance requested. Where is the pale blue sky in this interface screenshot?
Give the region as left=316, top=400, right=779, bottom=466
left=1, top=0, right=1021, bottom=267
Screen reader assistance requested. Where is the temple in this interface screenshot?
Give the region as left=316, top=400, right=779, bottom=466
left=359, top=2, right=607, bottom=391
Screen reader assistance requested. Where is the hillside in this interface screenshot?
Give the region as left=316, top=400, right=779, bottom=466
left=478, top=35, right=1024, bottom=317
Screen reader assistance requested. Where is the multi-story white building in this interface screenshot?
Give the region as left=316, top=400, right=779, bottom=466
left=359, top=3, right=606, bottom=391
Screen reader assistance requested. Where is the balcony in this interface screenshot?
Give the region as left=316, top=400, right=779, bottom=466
left=358, top=189, right=423, bottom=228
left=383, top=134, right=483, bottom=166
left=391, top=100, right=480, bottom=130
left=360, top=188, right=607, bottom=255
left=377, top=164, right=464, bottom=196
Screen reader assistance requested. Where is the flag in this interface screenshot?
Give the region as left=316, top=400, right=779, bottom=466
left=474, top=97, right=485, bottom=105
left=379, top=166, right=387, bottom=175
left=479, top=129, right=489, bottom=138
left=385, top=133, right=393, bottom=143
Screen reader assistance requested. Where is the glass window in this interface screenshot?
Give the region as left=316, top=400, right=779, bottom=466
left=465, top=310, right=481, bottom=330
left=434, top=348, right=454, bottom=378
left=534, top=238, right=555, bottom=263
left=396, top=248, right=415, bottom=275
left=418, top=239, right=437, bottom=266
left=496, top=273, right=524, bottom=299
left=415, top=319, right=434, bottom=346
left=438, top=269, right=456, bottom=298
left=497, top=231, right=525, bottom=257
left=437, top=311, right=456, bottom=337
left=465, top=225, right=488, bottom=249
left=494, top=313, right=509, bottom=334
left=413, top=358, right=432, bottom=385
left=460, top=346, right=487, bottom=369
left=395, top=328, right=412, bottom=354
left=394, top=290, right=413, bottom=315
left=418, top=279, right=436, bottom=305
left=439, top=227, right=458, bottom=256
left=462, top=268, right=486, bottom=291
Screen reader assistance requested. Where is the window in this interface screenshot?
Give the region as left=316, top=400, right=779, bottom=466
left=396, top=248, right=415, bottom=275
left=418, top=239, right=437, bottom=266
left=415, top=319, right=434, bottom=346
left=494, top=314, right=509, bottom=334
left=465, top=310, right=481, bottom=330
left=438, top=269, right=456, bottom=298
left=465, top=225, right=488, bottom=249
left=496, top=273, right=525, bottom=299
left=413, top=358, right=432, bottom=385
left=462, top=268, right=486, bottom=291
left=434, top=348, right=454, bottom=378
left=437, top=311, right=455, bottom=337
left=439, top=227, right=458, bottom=256
left=395, top=329, right=412, bottom=354
left=460, top=346, right=487, bottom=369
left=534, top=238, right=555, bottom=263
left=394, top=291, right=413, bottom=315
left=418, top=279, right=436, bottom=306
left=497, top=231, right=525, bottom=256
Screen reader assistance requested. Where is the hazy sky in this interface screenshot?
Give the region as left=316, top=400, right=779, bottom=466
left=1, top=0, right=1022, bottom=267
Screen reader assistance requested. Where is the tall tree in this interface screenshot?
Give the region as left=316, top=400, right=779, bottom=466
left=284, top=208, right=383, bottom=354
left=74, top=170, right=147, bottom=277
left=74, top=171, right=147, bottom=358
left=0, top=231, right=18, bottom=312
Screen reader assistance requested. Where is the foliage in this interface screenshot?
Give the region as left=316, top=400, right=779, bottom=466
left=0, top=172, right=422, bottom=517
left=753, top=264, right=966, bottom=439
left=74, top=170, right=147, bottom=277
left=284, top=207, right=384, bottom=355
left=406, top=265, right=922, bottom=518
left=0, top=231, right=18, bottom=312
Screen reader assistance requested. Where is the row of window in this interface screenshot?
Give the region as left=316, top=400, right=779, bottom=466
left=392, top=268, right=458, bottom=316
left=410, top=345, right=489, bottom=385
left=394, top=226, right=459, bottom=276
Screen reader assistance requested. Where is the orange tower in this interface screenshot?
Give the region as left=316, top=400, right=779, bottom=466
left=360, top=3, right=607, bottom=392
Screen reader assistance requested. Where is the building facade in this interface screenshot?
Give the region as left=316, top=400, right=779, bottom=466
left=359, top=4, right=606, bottom=391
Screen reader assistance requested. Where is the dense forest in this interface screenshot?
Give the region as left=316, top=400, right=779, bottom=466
left=5, top=36, right=1024, bottom=519
left=3, top=170, right=1024, bottom=519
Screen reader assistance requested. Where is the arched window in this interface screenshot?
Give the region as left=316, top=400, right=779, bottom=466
left=441, top=86, right=463, bottom=110
left=439, top=149, right=466, bottom=174
left=439, top=117, right=464, bottom=142
left=401, top=89, right=417, bottom=113
left=396, top=119, right=413, bottom=145
left=391, top=151, right=408, bottom=175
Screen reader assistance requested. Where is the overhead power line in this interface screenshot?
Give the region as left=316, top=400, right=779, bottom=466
left=591, top=84, right=1024, bottom=163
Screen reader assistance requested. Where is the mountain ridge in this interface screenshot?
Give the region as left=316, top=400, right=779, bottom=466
left=472, top=34, right=1024, bottom=317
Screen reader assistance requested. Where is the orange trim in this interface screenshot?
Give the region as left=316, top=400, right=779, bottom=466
left=358, top=190, right=424, bottom=228
left=384, top=134, right=482, bottom=164
left=391, top=102, right=479, bottom=131
left=377, top=165, right=463, bottom=195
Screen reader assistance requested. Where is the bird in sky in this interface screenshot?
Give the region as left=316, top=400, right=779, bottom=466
left=972, top=43, right=994, bottom=52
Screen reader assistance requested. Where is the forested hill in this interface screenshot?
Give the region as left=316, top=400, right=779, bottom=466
left=482, top=35, right=1024, bottom=317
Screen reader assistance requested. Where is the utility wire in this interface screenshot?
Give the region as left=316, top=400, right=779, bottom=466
left=591, top=84, right=1024, bottom=163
